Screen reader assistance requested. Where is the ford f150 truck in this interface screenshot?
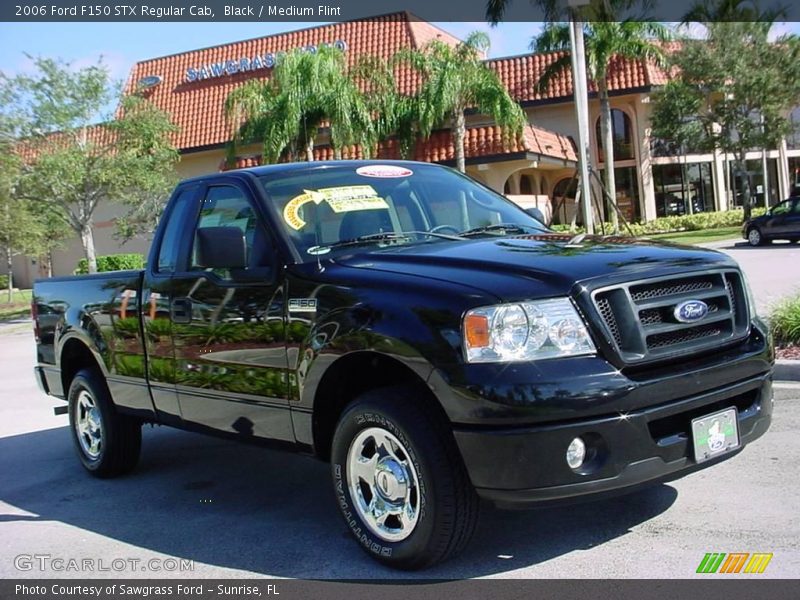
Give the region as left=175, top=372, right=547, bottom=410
left=32, top=161, right=773, bottom=569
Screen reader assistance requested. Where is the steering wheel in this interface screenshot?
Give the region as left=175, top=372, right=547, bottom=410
left=429, top=224, right=461, bottom=235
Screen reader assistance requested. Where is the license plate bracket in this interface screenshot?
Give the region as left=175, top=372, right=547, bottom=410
left=691, top=407, right=740, bottom=464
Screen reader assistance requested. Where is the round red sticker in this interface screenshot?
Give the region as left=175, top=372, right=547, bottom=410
left=356, top=165, right=413, bottom=178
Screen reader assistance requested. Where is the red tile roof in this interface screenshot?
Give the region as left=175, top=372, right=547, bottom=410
left=124, top=12, right=460, bottom=152
left=488, top=47, right=671, bottom=103
left=221, top=123, right=575, bottom=170
left=124, top=14, right=671, bottom=157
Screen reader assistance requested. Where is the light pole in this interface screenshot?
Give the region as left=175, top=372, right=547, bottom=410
left=568, top=0, right=594, bottom=234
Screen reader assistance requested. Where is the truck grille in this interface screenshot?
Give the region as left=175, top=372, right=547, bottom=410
left=591, top=270, right=750, bottom=364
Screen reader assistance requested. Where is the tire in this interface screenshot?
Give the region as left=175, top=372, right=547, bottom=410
left=68, top=368, right=141, bottom=478
left=747, top=227, right=765, bottom=246
left=331, top=386, right=479, bottom=570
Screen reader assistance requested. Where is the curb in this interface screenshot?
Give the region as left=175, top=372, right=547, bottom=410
left=775, top=360, right=800, bottom=382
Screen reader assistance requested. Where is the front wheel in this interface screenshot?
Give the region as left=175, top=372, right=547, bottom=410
left=331, top=387, right=479, bottom=570
left=747, top=227, right=765, bottom=246
left=68, top=369, right=141, bottom=478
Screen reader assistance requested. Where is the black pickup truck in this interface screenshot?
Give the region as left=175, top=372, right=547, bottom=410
left=33, top=161, right=773, bottom=569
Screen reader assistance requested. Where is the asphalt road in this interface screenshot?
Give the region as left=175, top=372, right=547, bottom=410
left=1, top=240, right=799, bottom=580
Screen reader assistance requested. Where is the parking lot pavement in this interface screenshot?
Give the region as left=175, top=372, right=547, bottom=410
left=703, top=240, right=800, bottom=316
left=1, top=329, right=799, bottom=579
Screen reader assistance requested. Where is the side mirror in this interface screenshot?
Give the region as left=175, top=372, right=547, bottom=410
left=525, top=207, right=546, bottom=223
left=195, top=226, right=247, bottom=270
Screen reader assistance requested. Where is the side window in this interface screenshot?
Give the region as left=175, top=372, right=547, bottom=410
left=190, top=185, right=272, bottom=277
left=772, top=200, right=792, bottom=216
left=792, top=200, right=800, bottom=214
left=156, top=188, right=196, bottom=273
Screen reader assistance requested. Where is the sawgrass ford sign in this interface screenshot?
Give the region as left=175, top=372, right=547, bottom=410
left=185, top=39, right=348, bottom=82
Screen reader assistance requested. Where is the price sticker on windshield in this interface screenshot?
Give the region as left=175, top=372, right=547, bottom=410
left=283, top=186, right=389, bottom=230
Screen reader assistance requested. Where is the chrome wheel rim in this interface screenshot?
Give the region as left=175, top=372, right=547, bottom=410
left=748, top=229, right=760, bottom=245
left=74, top=390, right=103, bottom=460
left=346, top=427, right=420, bottom=542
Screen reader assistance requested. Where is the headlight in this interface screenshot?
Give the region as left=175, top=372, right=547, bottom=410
left=463, top=298, right=596, bottom=363
left=741, top=271, right=758, bottom=318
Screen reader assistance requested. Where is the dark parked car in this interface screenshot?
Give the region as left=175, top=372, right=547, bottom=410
left=33, top=161, right=773, bottom=569
left=743, top=196, right=800, bottom=246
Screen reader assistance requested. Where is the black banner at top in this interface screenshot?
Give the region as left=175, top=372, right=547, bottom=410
left=4, top=0, right=800, bottom=22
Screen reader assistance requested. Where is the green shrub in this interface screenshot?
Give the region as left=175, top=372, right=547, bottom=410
left=550, top=208, right=766, bottom=236
left=75, top=254, right=145, bottom=275
left=770, top=295, right=800, bottom=347
left=0, top=274, right=8, bottom=289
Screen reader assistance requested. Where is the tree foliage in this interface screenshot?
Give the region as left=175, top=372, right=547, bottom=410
left=396, top=32, right=526, bottom=173
left=650, top=21, right=800, bottom=220
left=226, top=45, right=374, bottom=163
left=1, top=56, right=178, bottom=273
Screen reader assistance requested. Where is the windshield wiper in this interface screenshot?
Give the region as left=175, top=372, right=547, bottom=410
left=458, top=223, right=540, bottom=237
left=307, top=230, right=464, bottom=255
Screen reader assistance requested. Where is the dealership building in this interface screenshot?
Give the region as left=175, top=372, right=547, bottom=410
left=12, top=12, right=800, bottom=287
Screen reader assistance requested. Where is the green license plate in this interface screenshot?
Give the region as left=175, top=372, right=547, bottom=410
left=691, top=407, right=740, bottom=463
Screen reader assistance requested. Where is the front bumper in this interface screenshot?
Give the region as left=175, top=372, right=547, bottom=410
left=454, top=374, right=772, bottom=508
left=441, top=323, right=774, bottom=508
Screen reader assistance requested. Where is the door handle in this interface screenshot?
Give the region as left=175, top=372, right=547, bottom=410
left=170, top=298, right=192, bottom=324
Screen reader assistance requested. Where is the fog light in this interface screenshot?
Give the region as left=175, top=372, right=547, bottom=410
left=566, top=437, right=586, bottom=469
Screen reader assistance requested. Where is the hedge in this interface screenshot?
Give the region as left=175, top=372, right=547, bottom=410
left=550, top=208, right=767, bottom=236
left=0, top=274, right=7, bottom=289
left=75, top=253, right=146, bottom=275
left=770, top=295, right=800, bottom=347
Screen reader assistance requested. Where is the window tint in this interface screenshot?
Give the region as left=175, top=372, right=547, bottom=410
left=791, top=200, right=800, bottom=214
left=156, top=188, right=196, bottom=273
left=190, top=185, right=272, bottom=276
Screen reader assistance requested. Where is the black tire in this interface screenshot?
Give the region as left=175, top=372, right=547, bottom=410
left=331, top=386, right=479, bottom=570
left=68, top=368, right=141, bottom=478
left=747, top=227, right=766, bottom=247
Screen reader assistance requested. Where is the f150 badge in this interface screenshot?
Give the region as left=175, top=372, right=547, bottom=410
left=289, top=298, right=318, bottom=313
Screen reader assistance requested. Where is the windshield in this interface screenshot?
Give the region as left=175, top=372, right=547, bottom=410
left=259, top=163, right=548, bottom=259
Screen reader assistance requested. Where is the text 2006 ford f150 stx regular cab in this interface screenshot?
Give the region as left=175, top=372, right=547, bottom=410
left=32, top=161, right=773, bottom=569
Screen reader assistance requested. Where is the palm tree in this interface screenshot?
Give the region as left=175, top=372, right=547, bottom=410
left=225, top=45, right=373, bottom=164
left=532, top=20, right=670, bottom=232
left=395, top=32, right=526, bottom=173
left=681, top=0, right=787, bottom=22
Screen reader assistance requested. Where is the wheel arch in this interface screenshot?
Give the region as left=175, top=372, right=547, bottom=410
left=311, top=350, right=448, bottom=461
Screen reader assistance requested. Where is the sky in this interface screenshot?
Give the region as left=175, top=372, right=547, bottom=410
left=0, top=21, right=543, bottom=83
left=1, top=20, right=798, bottom=84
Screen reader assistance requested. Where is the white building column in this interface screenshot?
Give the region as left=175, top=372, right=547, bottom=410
left=712, top=148, right=729, bottom=211
left=635, top=98, right=657, bottom=221
left=778, top=138, right=790, bottom=199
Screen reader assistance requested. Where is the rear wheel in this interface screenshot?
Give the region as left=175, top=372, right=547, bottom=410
left=331, top=386, right=479, bottom=570
left=68, top=369, right=141, bottom=478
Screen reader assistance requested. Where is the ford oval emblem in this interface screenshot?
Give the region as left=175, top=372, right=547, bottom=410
left=674, top=300, right=709, bottom=323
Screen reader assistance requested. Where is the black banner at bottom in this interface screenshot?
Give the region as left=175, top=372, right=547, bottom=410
left=2, top=579, right=800, bottom=600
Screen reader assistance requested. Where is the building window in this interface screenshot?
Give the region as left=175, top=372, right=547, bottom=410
left=789, top=157, right=800, bottom=195
left=728, top=159, right=780, bottom=207
left=597, top=109, right=634, bottom=161
left=519, top=174, right=533, bottom=195
left=653, top=162, right=715, bottom=217
left=607, top=166, right=641, bottom=222
left=788, top=107, right=800, bottom=151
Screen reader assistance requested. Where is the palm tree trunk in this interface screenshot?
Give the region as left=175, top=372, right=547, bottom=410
left=6, top=245, right=12, bottom=304
left=305, top=138, right=315, bottom=162
left=453, top=110, right=467, bottom=173
left=80, top=223, right=98, bottom=274
left=598, top=80, right=619, bottom=234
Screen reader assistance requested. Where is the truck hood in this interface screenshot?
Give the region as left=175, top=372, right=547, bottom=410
left=335, top=234, right=737, bottom=301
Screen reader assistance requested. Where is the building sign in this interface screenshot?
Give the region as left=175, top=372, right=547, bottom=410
left=185, top=40, right=348, bottom=83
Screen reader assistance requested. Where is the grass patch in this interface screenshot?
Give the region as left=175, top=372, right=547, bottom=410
left=0, top=289, right=32, bottom=322
left=770, top=295, right=800, bottom=347
left=645, top=226, right=742, bottom=246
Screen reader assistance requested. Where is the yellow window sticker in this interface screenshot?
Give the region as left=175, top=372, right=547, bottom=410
left=283, top=186, right=389, bottom=230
